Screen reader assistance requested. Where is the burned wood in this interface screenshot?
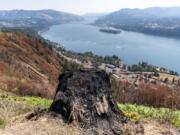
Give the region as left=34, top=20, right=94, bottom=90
left=50, top=69, right=144, bottom=135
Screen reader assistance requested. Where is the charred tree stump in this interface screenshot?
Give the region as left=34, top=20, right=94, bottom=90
left=50, top=69, right=144, bottom=135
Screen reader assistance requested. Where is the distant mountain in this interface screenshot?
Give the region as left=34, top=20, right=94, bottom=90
left=95, top=7, right=180, bottom=38
left=83, top=13, right=107, bottom=24
left=0, top=10, right=83, bottom=32
left=83, top=13, right=107, bottom=17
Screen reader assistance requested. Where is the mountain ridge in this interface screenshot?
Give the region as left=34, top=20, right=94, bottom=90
left=0, top=9, right=84, bottom=32
left=95, top=7, right=180, bottom=38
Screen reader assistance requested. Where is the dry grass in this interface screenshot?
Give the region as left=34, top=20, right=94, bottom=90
left=0, top=92, right=53, bottom=128
left=111, top=79, right=180, bottom=109
left=137, top=83, right=180, bottom=109
left=0, top=32, right=65, bottom=98
left=0, top=92, right=84, bottom=134
left=111, top=79, right=180, bottom=127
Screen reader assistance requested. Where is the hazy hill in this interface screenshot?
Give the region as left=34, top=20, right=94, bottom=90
left=0, top=10, right=83, bottom=32
left=95, top=7, right=180, bottom=38
left=83, top=13, right=107, bottom=18
left=0, top=31, right=64, bottom=98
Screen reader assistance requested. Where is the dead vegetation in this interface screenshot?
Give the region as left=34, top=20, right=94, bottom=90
left=111, top=78, right=180, bottom=110
left=0, top=32, right=65, bottom=98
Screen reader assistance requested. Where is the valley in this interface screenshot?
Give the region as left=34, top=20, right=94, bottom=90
left=0, top=27, right=179, bottom=135
left=42, top=20, right=180, bottom=74
left=0, top=5, right=180, bottom=134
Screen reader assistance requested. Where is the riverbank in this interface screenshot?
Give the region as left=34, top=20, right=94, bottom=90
left=38, top=27, right=50, bottom=35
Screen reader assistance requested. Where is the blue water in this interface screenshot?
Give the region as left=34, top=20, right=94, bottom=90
left=42, top=21, right=180, bottom=73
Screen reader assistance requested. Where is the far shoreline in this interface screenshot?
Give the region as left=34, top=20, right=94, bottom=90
left=38, top=27, right=51, bottom=35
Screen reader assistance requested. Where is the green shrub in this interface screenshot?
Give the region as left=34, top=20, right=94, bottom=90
left=0, top=96, right=53, bottom=109
left=118, top=103, right=180, bottom=127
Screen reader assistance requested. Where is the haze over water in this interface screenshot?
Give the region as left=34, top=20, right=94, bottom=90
left=42, top=18, right=180, bottom=73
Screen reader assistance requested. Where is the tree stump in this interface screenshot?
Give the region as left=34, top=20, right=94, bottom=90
left=50, top=69, right=144, bottom=135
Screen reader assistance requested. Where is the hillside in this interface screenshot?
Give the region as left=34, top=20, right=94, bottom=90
left=95, top=7, right=180, bottom=38
left=0, top=31, right=64, bottom=98
left=0, top=9, right=83, bottom=32
left=0, top=69, right=179, bottom=135
left=0, top=30, right=179, bottom=134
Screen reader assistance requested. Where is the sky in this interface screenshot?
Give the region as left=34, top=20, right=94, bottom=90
left=1, top=0, right=180, bottom=15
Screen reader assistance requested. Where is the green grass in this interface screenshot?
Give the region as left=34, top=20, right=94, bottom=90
left=0, top=96, right=53, bottom=109
left=118, top=103, right=180, bottom=127
left=1, top=93, right=179, bottom=128
left=0, top=93, right=53, bottom=128
left=0, top=118, right=5, bottom=128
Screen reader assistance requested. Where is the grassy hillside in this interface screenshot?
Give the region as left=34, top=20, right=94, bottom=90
left=0, top=31, right=64, bottom=98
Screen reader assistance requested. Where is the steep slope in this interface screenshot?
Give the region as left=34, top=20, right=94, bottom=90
left=0, top=31, right=64, bottom=98
left=95, top=7, right=180, bottom=38
left=0, top=9, right=83, bottom=32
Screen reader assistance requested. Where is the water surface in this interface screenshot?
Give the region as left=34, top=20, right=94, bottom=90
left=42, top=21, right=180, bottom=73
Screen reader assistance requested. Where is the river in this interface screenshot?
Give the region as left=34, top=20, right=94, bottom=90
left=42, top=18, right=180, bottom=73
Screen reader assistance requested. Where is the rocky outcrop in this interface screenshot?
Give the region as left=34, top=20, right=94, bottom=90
left=50, top=69, right=144, bottom=135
